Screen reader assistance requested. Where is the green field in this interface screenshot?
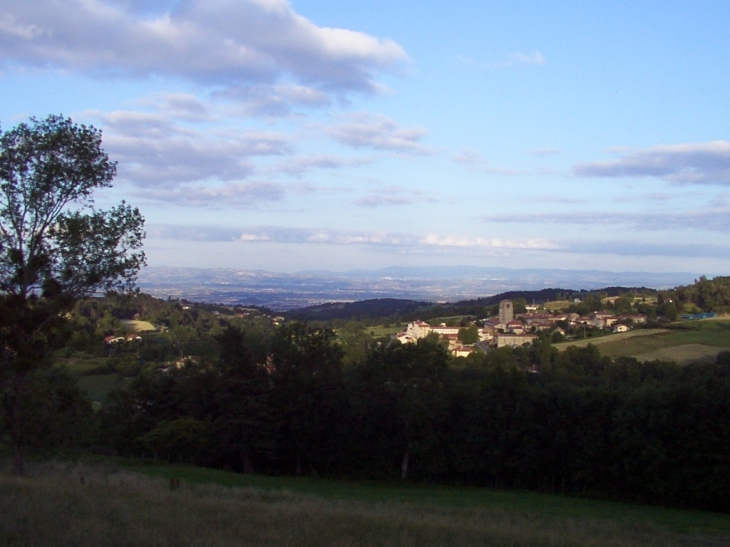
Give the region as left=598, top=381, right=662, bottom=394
left=124, top=460, right=730, bottom=536
left=555, top=320, right=730, bottom=365
left=56, top=354, right=108, bottom=374
left=544, top=300, right=572, bottom=310
left=2, top=459, right=728, bottom=547
left=77, top=374, right=133, bottom=402
left=367, top=324, right=403, bottom=336
left=119, top=319, right=157, bottom=332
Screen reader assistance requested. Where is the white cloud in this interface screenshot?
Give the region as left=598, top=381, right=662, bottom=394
left=274, top=155, right=373, bottom=177
left=452, top=148, right=488, bottom=165
left=508, top=51, right=546, bottom=66
left=420, top=234, right=558, bottom=250
left=355, top=186, right=437, bottom=208
left=145, top=224, right=730, bottom=259
left=327, top=113, right=432, bottom=154
left=452, top=148, right=524, bottom=175
left=574, top=141, right=730, bottom=185
left=88, top=109, right=292, bottom=186
left=460, top=50, right=547, bottom=70
left=0, top=0, right=408, bottom=92
left=214, top=84, right=332, bottom=117
left=146, top=225, right=556, bottom=251
left=136, top=181, right=284, bottom=207
left=526, top=147, right=561, bottom=155
left=140, top=93, right=213, bottom=121
left=483, top=208, right=730, bottom=233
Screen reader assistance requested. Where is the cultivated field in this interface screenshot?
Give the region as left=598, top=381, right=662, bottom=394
left=2, top=460, right=729, bottom=547
left=554, top=320, right=730, bottom=365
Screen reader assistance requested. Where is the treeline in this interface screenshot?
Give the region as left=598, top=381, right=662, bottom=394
left=666, top=275, right=730, bottom=312
left=91, top=325, right=730, bottom=512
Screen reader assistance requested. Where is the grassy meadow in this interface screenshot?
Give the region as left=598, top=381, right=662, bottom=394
left=544, top=300, right=573, bottom=311
left=54, top=353, right=133, bottom=403
left=2, top=460, right=729, bottom=547
left=119, top=319, right=157, bottom=332
left=554, top=320, right=730, bottom=365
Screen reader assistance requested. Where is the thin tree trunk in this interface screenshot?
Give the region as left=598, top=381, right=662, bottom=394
left=240, top=445, right=254, bottom=475
left=401, top=449, right=410, bottom=480
left=11, top=371, right=27, bottom=476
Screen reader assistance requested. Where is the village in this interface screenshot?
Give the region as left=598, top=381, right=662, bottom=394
left=395, top=299, right=649, bottom=357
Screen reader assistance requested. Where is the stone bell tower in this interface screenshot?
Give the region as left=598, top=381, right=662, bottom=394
left=499, top=299, right=513, bottom=324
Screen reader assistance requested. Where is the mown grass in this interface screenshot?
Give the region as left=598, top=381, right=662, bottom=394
left=635, top=343, right=730, bottom=364
left=2, top=460, right=728, bottom=547
left=119, top=319, right=157, bottom=332
left=554, top=321, right=730, bottom=364
left=554, top=329, right=669, bottom=351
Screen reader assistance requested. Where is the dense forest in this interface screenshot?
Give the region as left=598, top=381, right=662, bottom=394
left=92, top=333, right=730, bottom=511
left=3, top=277, right=730, bottom=512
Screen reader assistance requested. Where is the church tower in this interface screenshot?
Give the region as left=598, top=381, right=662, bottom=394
left=499, top=300, right=513, bottom=324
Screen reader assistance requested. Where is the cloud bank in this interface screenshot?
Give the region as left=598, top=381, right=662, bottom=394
left=574, top=141, right=730, bottom=185
left=483, top=208, right=730, bottom=233
left=146, top=224, right=730, bottom=259
left=148, top=224, right=555, bottom=251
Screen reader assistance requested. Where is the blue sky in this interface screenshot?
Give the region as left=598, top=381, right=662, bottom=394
left=2, top=0, right=729, bottom=274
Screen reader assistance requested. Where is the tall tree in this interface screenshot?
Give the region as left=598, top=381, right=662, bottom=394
left=269, top=322, right=346, bottom=475
left=358, top=338, right=449, bottom=479
left=0, top=115, right=145, bottom=474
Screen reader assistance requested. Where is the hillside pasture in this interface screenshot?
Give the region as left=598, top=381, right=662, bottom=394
left=120, top=319, right=157, bottom=332
left=2, top=461, right=729, bottom=547
left=555, top=320, right=730, bottom=365
left=367, top=324, right=403, bottom=337
left=544, top=300, right=573, bottom=310
left=634, top=343, right=730, bottom=364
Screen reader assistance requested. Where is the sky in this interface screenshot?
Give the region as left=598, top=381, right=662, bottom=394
left=1, top=0, right=729, bottom=274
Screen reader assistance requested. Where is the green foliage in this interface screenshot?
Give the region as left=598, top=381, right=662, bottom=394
left=0, top=115, right=145, bottom=474
left=0, top=366, right=93, bottom=453
left=139, top=418, right=210, bottom=461
left=671, top=275, right=730, bottom=312
left=457, top=324, right=479, bottom=344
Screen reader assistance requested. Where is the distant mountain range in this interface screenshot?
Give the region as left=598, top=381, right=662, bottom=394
left=136, top=266, right=700, bottom=311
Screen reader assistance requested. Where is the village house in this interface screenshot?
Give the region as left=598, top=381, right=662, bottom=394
left=495, top=332, right=538, bottom=348
left=405, top=320, right=431, bottom=339
left=506, top=320, right=526, bottom=334
left=453, top=346, right=475, bottom=358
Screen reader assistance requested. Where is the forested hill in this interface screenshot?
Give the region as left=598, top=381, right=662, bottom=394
left=286, top=298, right=429, bottom=321
left=669, top=275, right=730, bottom=311
left=285, top=287, right=657, bottom=322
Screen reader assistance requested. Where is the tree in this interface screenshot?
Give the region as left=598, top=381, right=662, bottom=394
left=269, top=323, right=346, bottom=475
left=457, top=324, right=479, bottom=345
left=0, top=115, right=145, bottom=474
left=357, top=338, right=449, bottom=479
